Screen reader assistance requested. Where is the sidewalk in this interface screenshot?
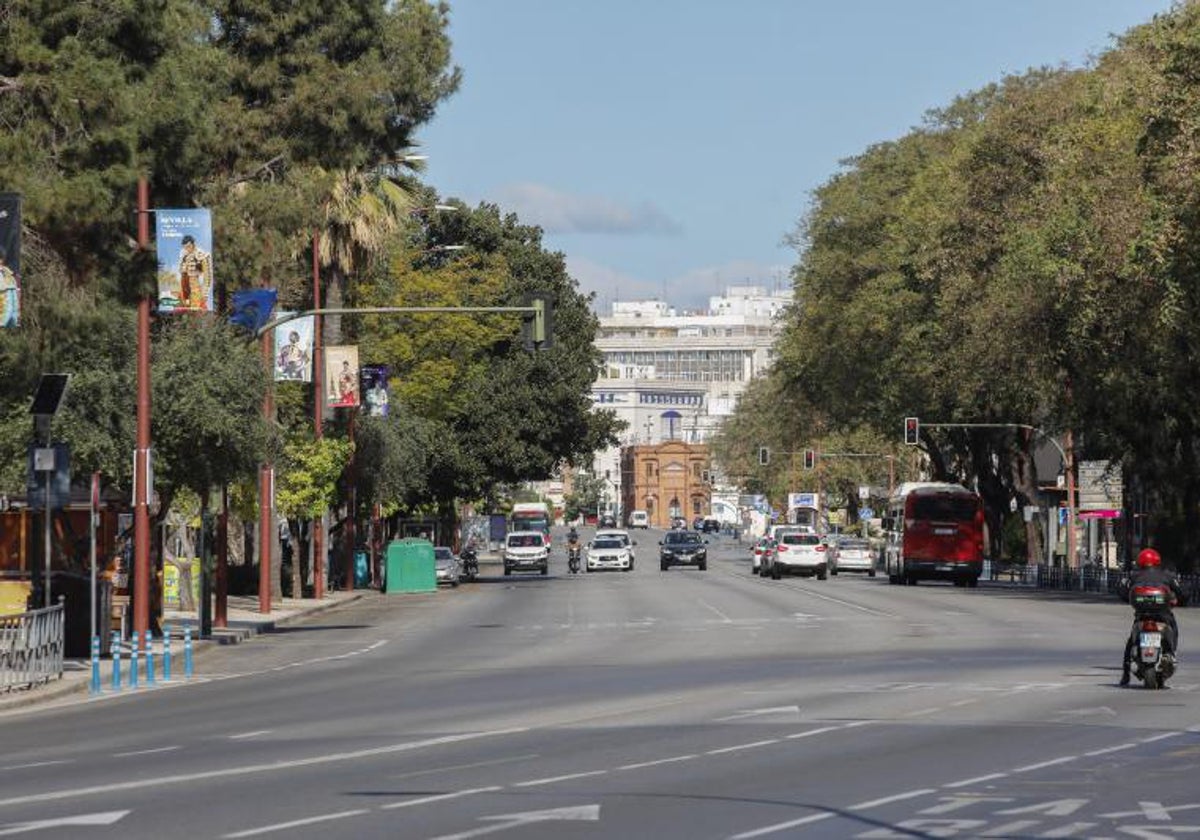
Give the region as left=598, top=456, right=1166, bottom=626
left=0, top=590, right=369, bottom=712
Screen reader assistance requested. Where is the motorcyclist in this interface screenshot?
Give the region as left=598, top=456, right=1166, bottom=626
left=566, top=526, right=581, bottom=571
left=1120, top=547, right=1185, bottom=686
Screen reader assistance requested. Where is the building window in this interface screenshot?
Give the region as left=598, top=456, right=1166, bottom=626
left=661, top=410, right=681, bottom=440
left=645, top=461, right=656, bottom=480
left=693, top=498, right=703, bottom=515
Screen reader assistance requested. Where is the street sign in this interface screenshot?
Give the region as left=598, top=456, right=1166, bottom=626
left=858, top=485, right=870, bottom=501
left=859, top=507, right=874, bottom=520
left=25, top=443, right=70, bottom=511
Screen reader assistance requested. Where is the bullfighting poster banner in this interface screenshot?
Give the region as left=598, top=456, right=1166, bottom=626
left=155, top=208, right=214, bottom=313
left=274, top=314, right=315, bottom=382
left=325, top=346, right=360, bottom=408
left=360, top=365, right=390, bottom=417
left=0, top=193, right=21, bottom=328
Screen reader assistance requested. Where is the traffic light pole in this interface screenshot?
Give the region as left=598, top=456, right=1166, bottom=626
left=915, top=422, right=1076, bottom=569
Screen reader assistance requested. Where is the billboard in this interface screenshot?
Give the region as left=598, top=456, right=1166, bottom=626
left=0, top=193, right=21, bottom=327
left=155, top=208, right=214, bottom=313
left=325, top=346, right=360, bottom=408
left=274, top=314, right=315, bottom=382
left=360, top=365, right=390, bottom=417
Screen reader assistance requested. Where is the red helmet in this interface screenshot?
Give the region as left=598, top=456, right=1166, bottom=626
left=1137, top=548, right=1162, bottom=568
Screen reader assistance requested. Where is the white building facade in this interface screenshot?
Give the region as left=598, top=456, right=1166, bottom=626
left=588, top=286, right=791, bottom=519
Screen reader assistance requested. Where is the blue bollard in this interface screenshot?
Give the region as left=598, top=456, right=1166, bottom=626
left=184, top=625, right=193, bottom=679
left=90, top=636, right=101, bottom=695
left=111, top=631, right=121, bottom=690
left=163, top=624, right=172, bottom=682
left=145, top=633, right=156, bottom=685
left=129, top=631, right=140, bottom=688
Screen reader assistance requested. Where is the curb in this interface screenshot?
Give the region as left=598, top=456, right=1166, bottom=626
left=0, top=591, right=371, bottom=711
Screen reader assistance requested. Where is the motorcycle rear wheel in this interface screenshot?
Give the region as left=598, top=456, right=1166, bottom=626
left=1143, top=670, right=1161, bottom=690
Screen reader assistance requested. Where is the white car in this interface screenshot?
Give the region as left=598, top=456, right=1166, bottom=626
left=504, top=531, right=550, bottom=576
left=595, top=528, right=636, bottom=562
left=586, top=534, right=635, bottom=572
left=770, top=532, right=828, bottom=580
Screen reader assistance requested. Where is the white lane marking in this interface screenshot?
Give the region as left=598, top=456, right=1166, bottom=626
left=706, top=739, right=779, bottom=755
left=1100, top=803, right=1200, bottom=820
left=380, top=787, right=503, bottom=810
left=729, top=811, right=833, bottom=838
left=513, top=770, right=607, bottom=787
left=943, top=772, right=1008, bottom=789
left=790, top=584, right=897, bottom=618
left=1138, top=801, right=1172, bottom=821
left=1012, top=755, right=1077, bottom=773
left=697, top=599, right=733, bottom=623
left=0, top=728, right=528, bottom=808
left=0, top=761, right=72, bottom=772
left=716, top=707, right=800, bottom=722
left=1141, top=731, right=1184, bottom=743
left=851, top=788, right=938, bottom=810
left=0, top=810, right=130, bottom=835
left=113, top=746, right=181, bottom=758
left=223, top=809, right=370, bottom=838
left=428, top=804, right=600, bottom=840
left=227, top=731, right=272, bottom=740
left=390, top=754, right=539, bottom=780
left=1084, top=742, right=1138, bottom=756
left=948, top=699, right=979, bottom=708
left=901, top=707, right=943, bottom=718
left=786, top=726, right=841, bottom=740
left=618, top=754, right=696, bottom=771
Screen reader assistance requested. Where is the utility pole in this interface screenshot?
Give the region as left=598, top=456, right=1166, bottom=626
left=312, top=231, right=325, bottom=600
left=258, top=332, right=273, bottom=614
left=133, top=178, right=152, bottom=638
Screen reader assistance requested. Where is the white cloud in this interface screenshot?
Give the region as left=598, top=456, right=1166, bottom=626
left=492, top=182, right=682, bottom=235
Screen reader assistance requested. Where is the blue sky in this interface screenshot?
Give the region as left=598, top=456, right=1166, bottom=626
left=417, top=1, right=1175, bottom=313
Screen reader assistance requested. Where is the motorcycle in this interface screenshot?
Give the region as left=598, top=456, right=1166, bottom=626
left=459, top=547, right=479, bottom=582
left=568, top=543, right=582, bottom=574
left=1129, top=616, right=1176, bottom=689
left=1126, top=584, right=1178, bottom=690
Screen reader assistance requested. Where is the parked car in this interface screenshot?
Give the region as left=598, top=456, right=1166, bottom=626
left=586, top=534, right=635, bottom=572
left=433, top=546, right=461, bottom=587
left=831, top=537, right=874, bottom=576
left=769, top=532, right=828, bottom=579
left=659, top=530, right=707, bottom=571
left=751, top=536, right=775, bottom=576
left=504, top=531, right=550, bottom=576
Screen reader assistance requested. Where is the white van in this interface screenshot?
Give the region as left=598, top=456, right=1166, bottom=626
left=628, top=510, right=649, bottom=529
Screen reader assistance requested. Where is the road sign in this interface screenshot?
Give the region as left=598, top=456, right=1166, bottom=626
left=859, top=507, right=874, bottom=520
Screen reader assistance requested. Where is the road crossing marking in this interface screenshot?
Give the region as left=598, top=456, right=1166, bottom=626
left=224, top=810, right=370, bottom=838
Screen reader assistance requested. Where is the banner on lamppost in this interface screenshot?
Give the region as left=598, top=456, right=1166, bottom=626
left=325, top=346, right=360, bottom=408
left=360, top=365, right=390, bottom=417
left=0, top=193, right=21, bottom=328
left=155, top=208, right=214, bottom=313
left=274, top=313, right=315, bottom=382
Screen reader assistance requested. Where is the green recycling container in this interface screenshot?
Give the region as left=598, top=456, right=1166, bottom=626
left=383, top=539, right=436, bottom=594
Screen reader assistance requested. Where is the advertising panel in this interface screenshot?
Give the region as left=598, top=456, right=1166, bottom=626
left=325, top=346, right=360, bottom=408
left=155, top=208, right=214, bottom=313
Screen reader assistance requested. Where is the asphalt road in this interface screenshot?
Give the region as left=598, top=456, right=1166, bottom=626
left=0, top=526, right=1196, bottom=839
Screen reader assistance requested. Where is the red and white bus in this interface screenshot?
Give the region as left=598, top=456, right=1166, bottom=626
left=883, top=482, right=985, bottom=587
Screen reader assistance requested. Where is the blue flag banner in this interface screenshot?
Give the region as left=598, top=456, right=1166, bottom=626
left=155, top=208, right=214, bottom=313
left=230, top=288, right=278, bottom=334
left=360, top=365, right=390, bottom=417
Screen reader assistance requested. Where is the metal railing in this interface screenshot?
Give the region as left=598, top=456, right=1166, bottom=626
left=0, top=601, right=65, bottom=692
left=985, top=562, right=1200, bottom=606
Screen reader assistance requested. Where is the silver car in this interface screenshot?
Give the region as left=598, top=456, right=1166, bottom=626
left=434, top=546, right=461, bottom=587
left=831, top=537, right=875, bottom=576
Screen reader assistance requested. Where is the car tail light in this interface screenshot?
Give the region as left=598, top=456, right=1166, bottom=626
left=777, top=544, right=788, bottom=552
left=815, top=545, right=826, bottom=552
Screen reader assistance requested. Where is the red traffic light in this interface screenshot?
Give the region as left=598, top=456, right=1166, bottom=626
left=803, top=449, right=815, bottom=470
left=904, top=417, right=920, bottom=446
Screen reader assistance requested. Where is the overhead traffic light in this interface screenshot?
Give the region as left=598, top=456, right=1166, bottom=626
left=758, top=446, right=770, bottom=466
left=802, top=449, right=815, bottom=470
left=904, top=416, right=920, bottom=446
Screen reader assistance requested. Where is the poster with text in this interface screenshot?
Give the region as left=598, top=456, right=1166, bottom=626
left=360, top=365, right=390, bottom=417
left=325, top=346, right=360, bottom=408
left=155, top=208, right=214, bottom=313
left=0, top=193, right=21, bottom=328
left=274, top=314, right=315, bottom=382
